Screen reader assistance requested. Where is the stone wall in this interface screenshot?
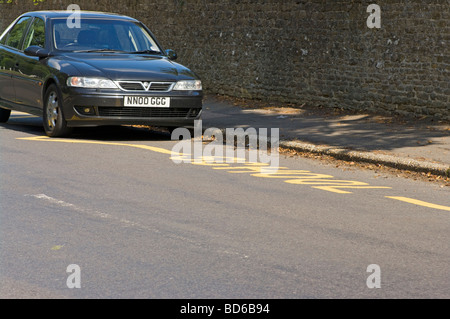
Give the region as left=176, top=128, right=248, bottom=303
left=1, top=0, right=449, bottom=119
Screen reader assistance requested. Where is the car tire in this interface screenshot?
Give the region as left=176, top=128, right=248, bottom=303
left=43, top=84, right=72, bottom=137
left=0, top=108, right=11, bottom=123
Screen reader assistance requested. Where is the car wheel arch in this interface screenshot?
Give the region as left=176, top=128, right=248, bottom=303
left=41, top=76, right=61, bottom=106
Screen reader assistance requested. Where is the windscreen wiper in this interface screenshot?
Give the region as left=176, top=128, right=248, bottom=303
left=130, top=50, right=162, bottom=55
left=73, top=49, right=127, bottom=53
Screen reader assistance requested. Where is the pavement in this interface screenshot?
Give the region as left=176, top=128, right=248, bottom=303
left=201, top=95, right=450, bottom=177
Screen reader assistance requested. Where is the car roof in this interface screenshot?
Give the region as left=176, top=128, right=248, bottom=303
left=21, top=10, right=137, bottom=22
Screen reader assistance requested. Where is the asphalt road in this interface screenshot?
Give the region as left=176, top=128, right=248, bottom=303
left=1, top=113, right=449, bottom=299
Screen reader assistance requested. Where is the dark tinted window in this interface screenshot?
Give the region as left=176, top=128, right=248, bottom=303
left=5, top=16, right=31, bottom=49
left=23, top=17, right=46, bottom=49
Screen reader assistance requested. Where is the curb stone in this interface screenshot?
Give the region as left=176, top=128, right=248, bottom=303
left=280, top=140, right=450, bottom=178
left=201, top=127, right=450, bottom=178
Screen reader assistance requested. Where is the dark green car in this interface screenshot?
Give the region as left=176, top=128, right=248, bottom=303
left=0, top=11, right=203, bottom=137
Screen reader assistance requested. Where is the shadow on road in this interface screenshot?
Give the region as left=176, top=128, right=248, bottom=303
left=1, top=115, right=174, bottom=142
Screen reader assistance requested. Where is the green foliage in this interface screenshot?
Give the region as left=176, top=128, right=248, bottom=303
left=23, top=17, right=45, bottom=48
left=5, top=16, right=30, bottom=48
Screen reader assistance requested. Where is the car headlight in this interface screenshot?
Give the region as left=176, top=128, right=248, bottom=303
left=67, top=77, right=118, bottom=89
left=173, top=80, right=202, bottom=91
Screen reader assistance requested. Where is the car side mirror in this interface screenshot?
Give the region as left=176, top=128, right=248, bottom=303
left=165, top=49, right=177, bottom=61
left=24, top=46, right=50, bottom=59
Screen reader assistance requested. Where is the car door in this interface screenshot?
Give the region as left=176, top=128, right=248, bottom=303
left=14, top=16, right=49, bottom=111
left=0, top=16, right=31, bottom=105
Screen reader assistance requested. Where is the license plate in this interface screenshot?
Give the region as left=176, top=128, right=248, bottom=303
left=124, top=96, right=170, bottom=108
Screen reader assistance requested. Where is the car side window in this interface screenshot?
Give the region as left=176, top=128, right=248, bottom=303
left=5, top=16, right=31, bottom=49
left=23, top=17, right=46, bottom=49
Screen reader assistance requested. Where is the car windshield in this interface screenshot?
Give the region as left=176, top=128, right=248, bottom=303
left=52, top=18, right=162, bottom=53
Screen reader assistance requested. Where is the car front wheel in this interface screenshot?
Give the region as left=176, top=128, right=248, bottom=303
left=43, top=84, right=72, bottom=137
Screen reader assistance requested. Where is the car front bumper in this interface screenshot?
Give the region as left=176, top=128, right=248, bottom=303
left=62, top=89, right=203, bottom=128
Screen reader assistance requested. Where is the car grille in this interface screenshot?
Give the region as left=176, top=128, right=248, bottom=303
left=97, top=107, right=200, bottom=118
left=116, top=81, right=174, bottom=92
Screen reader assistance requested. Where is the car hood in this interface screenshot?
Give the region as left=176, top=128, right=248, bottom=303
left=59, top=53, right=198, bottom=82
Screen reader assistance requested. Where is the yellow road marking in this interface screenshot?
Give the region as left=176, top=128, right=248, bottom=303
left=18, top=136, right=449, bottom=211
left=10, top=111, right=39, bottom=119
left=17, top=136, right=173, bottom=155
left=386, top=196, right=450, bottom=212
left=313, top=186, right=392, bottom=194
left=15, top=136, right=390, bottom=195
left=286, top=179, right=391, bottom=194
